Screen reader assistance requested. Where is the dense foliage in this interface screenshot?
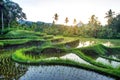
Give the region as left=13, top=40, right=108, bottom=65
left=15, top=9, right=119, bottom=39
left=0, top=0, right=119, bottom=39
left=0, top=0, right=26, bottom=34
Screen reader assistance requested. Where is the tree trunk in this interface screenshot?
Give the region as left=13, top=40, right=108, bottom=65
left=1, top=10, right=4, bottom=34
left=8, top=20, right=10, bottom=29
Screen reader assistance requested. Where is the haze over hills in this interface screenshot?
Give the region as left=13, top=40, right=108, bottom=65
left=18, top=20, right=53, bottom=26
left=18, top=19, right=84, bottom=27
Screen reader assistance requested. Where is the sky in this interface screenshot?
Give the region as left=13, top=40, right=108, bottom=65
left=12, top=0, right=120, bottom=25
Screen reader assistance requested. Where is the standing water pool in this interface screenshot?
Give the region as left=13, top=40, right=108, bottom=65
left=19, top=65, right=115, bottom=80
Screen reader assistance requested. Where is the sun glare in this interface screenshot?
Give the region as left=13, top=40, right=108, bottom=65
left=13, top=0, right=120, bottom=25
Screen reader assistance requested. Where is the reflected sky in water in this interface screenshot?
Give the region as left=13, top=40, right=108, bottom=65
left=96, top=57, right=120, bottom=68
left=19, top=65, right=115, bottom=80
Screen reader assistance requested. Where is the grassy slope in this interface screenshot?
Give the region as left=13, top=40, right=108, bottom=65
left=77, top=44, right=120, bottom=61
left=0, top=39, right=45, bottom=46
left=4, top=30, right=45, bottom=38
left=78, top=37, right=120, bottom=46
left=12, top=43, right=120, bottom=79
left=12, top=49, right=120, bottom=79
left=1, top=30, right=120, bottom=79
left=0, top=30, right=50, bottom=47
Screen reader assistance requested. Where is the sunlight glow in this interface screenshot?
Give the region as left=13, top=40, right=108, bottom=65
left=12, top=0, right=120, bottom=25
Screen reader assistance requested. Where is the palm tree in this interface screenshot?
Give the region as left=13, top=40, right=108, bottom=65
left=73, top=18, right=77, bottom=25
left=105, top=9, right=115, bottom=25
left=89, top=15, right=100, bottom=26
left=65, top=17, right=69, bottom=25
left=53, top=13, right=58, bottom=24
left=88, top=15, right=101, bottom=38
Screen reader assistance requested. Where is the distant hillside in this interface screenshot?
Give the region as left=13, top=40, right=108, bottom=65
left=18, top=19, right=52, bottom=27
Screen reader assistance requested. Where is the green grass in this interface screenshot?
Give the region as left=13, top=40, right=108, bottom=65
left=3, top=30, right=45, bottom=39
left=0, top=30, right=56, bottom=48
left=0, top=39, right=45, bottom=48
left=0, top=42, right=4, bottom=47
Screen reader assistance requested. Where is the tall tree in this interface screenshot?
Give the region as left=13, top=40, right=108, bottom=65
left=5, top=0, right=26, bottom=27
left=73, top=18, right=77, bottom=25
left=88, top=15, right=101, bottom=38
left=0, top=0, right=5, bottom=34
left=52, top=20, right=55, bottom=25
left=65, top=17, right=69, bottom=24
left=53, top=13, right=58, bottom=24
left=0, top=0, right=26, bottom=34
left=105, top=9, right=115, bottom=25
left=88, top=15, right=100, bottom=26
left=110, top=14, right=120, bottom=33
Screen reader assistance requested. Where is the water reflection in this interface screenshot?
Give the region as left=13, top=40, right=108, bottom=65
left=0, top=56, right=116, bottom=80
left=43, top=53, right=90, bottom=65
left=96, top=57, right=120, bottom=68
left=60, top=53, right=90, bottom=65
left=102, top=41, right=113, bottom=47
left=77, top=41, right=94, bottom=48
left=19, top=65, right=115, bottom=80
left=77, top=41, right=114, bottom=48
left=110, top=55, right=120, bottom=60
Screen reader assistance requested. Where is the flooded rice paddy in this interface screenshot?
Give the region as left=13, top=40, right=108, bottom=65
left=19, top=65, right=114, bottom=80
left=77, top=41, right=113, bottom=48
left=96, top=57, right=120, bottom=68
left=0, top=39, right=119, bottom=80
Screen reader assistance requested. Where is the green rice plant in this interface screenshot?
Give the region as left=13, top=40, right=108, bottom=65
left=71, top=49, right=114, bottom=69
left=0, top=42, right=4, bottom=47
left=100, top=55, right=120, bottom=62
left=12, top=55, right=120, bottom=79
left=2, top=30, right=45, bottom=39
left=76, top=44, right=120, bottom=62
left=0, top=39, right=45, bottom=49
left=2, top=35, right=118, bottom=79
left=43, top=35, right=54, bottom=39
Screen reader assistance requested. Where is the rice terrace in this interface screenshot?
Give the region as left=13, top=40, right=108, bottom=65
left=0, top=0, right=120, bottom=80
